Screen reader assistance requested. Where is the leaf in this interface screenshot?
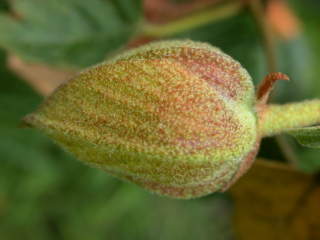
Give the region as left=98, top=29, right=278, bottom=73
left=288, top=126, right=320, bottom=148
left=0, top=1, right=8, bottom=11
left=274, top=36, right=314, bottom=103
left=0, top=0, right=142, bottom=69
left=230, top=159, right=320, bottom=240
left=286, top=0, right=320, bottom=100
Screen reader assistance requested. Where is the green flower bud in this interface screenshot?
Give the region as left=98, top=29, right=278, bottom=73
left=24, top=40, right=258, bottom=199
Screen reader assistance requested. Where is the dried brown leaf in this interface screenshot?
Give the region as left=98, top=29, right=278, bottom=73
left=230, top=159, right=320, bottom=240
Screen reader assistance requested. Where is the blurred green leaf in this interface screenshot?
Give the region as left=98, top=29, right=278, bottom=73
left=289, top=126, right=320, bottom=148
left=0, top=1, right=8, bottom=10
left=288, top=0, right=320, bottom=97
left=274, top=36, right=313, bottom=103
left=0, top=0, right=142, bottom=69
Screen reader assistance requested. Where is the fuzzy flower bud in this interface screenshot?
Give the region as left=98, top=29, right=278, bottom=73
left=24, top=40, right=258, bottom=199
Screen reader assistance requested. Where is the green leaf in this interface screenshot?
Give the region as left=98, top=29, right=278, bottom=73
left=289, top=126, right=320, bottom=148
left=288, top=0, right=320, bottom=99
left=0, top=0, right=142, bottom=69
left=274, top=36, right=314, bottom=103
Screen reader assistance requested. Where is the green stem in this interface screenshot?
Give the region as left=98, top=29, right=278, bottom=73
left=142, top=1, right=243, bottom=38
left=259, top=99, right=320, bottom=137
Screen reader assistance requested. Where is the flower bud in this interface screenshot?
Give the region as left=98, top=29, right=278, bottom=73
left=24, top=40, right=258, bottom=199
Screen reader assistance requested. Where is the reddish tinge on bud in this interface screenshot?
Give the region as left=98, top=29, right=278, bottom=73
left=24, top=40, right=258, bottom=199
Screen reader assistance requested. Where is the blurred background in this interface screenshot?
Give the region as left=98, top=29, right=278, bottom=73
left=0, top=0, right=319, bottom=239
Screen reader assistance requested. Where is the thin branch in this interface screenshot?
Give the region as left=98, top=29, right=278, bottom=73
left=142, top=0, right=243, bottom=37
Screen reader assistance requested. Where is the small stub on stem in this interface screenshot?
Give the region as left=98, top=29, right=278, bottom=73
left=257, top=72, right=289, bottom=104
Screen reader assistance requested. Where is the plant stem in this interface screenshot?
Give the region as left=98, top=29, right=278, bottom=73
left=275, top=136, right=300, bottom=166
left=248, top=0, right=300, bottom=165
left=142, top=1, right=243, bottom=38
left=248, top=0, right=277, bottom=73
left=259, top=100, right=320, bottom=137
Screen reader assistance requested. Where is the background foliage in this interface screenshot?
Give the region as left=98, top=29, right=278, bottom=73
left=0, top=0, right=319, bottom=239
